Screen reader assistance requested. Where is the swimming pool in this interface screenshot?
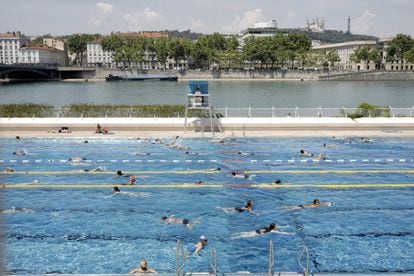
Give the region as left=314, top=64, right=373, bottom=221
left=1, top=136, right=414, bottom=274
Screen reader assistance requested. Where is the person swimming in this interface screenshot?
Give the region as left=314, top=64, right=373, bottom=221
left=230, top=170, right=254, bottom=179
left=220, top=200, right=258, bottom=215
left=255, top=223, right=277, bottom=235
left=13, top=148, right=28, bottom=156
left=0, top=207, right=35, bottom=213
left=300, top=149, right=313, bottom=157
left=237, top=151, right=254, bottom=156
left=286, top=199, right=332, bottom=210
left=162, top=215, right=199, bottom=230
left=187, top=235, right=208, bottom=257
left=111, top=186, right=149, bottom=197
left=129, top=259, right=157, bottom=274
left=231, top=223, right=293, bottom=239
left=234, top=200, right=254, bottom=212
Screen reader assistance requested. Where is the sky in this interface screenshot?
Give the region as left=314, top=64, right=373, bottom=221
left=1, top=0, right=413, bottom=37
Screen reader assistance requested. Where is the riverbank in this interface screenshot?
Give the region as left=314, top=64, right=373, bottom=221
left=92, top=68, right=414, bottom=81
left=1, top=117, right=414, bottom=138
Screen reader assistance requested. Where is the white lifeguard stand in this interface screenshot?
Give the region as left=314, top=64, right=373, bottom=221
left=184, top=80, right=214, bottom=133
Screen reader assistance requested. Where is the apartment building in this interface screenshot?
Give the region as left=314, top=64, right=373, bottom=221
left=0, top=31, right=29, bottom=64
left=86, top=41, right=113, bottom=68
left=313, top=40, right=377, bottom=70
left=19, top=45, right=65, bottom=66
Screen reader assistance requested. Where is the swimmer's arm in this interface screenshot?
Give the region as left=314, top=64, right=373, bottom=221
left=248, top=209, right=259, bottom=216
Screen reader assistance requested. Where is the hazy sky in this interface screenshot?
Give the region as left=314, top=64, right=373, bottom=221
left=1, top=0, right=413, bottom=37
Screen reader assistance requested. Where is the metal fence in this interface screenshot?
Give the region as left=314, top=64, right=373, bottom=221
left=2, top=107, right=414, bottom=118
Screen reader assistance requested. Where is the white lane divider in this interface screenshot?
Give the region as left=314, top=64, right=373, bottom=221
left=2, top=158, right=412, bottom=164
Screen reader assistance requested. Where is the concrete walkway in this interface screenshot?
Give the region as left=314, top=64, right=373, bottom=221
left=1, top=117, right=414, bottom=138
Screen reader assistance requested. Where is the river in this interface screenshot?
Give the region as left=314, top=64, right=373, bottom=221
left=0, top=80, right=413, bottom=108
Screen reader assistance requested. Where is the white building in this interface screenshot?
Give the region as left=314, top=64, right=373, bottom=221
left=86, top=41, right=113, bottom=68
left=254, top=20, right=277, bottom=29
left=378, top=37, right=414, bottom=71
left=313, top=40, right=377, bottom=70
left=18, top=45, right=65, bottom=66
left=0, top=31, right=29, bottom=64
left=307, top=18, right=325, bottom=33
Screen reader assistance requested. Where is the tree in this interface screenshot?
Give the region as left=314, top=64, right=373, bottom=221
left=223, top=36, right=240, bottom=68
left=67, top=34, right=97, bottom=65
left=405, top=47, right=414, bottom=63
left=153, top=38, right=170, bottom=69
left=351, top=47, right=380, bottom=69
left=326, top=50, right=340, bottom=69
left=285, top=33, right=312, bottom=69
left=386, top=34, right=414, bottom=65
left=169, top=39, right=189, bottom=69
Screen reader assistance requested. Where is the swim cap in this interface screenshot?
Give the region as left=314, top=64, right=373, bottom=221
left=200, top=235, right=207, bottom=241
left=130, top=176, right=136, bottom=181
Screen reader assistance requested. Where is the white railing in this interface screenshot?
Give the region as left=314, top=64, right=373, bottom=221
left=2, top=107, right=414, bottom=118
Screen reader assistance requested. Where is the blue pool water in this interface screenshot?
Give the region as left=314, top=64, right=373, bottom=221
left=1, top=136, right=414, bottom=274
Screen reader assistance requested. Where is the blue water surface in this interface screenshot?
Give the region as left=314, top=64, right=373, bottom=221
left=1, top=136, right=414, bottom=274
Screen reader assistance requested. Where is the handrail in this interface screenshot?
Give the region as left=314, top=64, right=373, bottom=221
left=3, top=107, right=414, bottom=118
left=298, top=246, right=310, bottom=276
left=176, top=239, right=186, bottom=276
left=210, top=248, right=217, bottom=276
left=268, top=240, right=274, bottom=276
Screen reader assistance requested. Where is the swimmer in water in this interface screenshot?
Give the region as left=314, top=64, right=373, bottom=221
left=187, top=236, right=208, bottom=257
left=129, top=259, right=157, bottom=274
left=300, top=149, right=313, bottom=157
left=230, top=170, right=255, bottom=179
left=231, top=223, right=293, bottom=239
left=220, top=200, right=258, bottom=215
left=285, top=199, right=332, bottom=210
left=0, top=207, right=35, bottom=213
left=162, top=215, right=199, bottom=230
left=13, top=148, right=28, bottom=156
left=111, top=186, right=149, bottom=197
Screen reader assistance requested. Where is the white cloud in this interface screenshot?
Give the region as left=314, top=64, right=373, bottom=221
left=222, top=8, right=265, bottom=32
left=190, top=19, right=206, bottom=30
left=96, top=2, right=113, bottom=15
left=88, top=17, right=102, bottom=27
left=287, top=10, right=296, bottom=20
left=89, top=2, right=113, bottom=27
left=123, top=7, right=165, bottom=30
left=352, top=10, right=376, bottom=34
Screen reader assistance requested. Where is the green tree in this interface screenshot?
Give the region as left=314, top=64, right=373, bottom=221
left=67, top=34, right=97, bottom=65
left=326, top=50, right=340, bottom=69
left=223, top=36, right=240, bottom=68
left=169, top=39, right=189, bottom=69
left=351, top=47, right=380, bottom=69
left=386, top=34, right=414, bottom=65
left=153, top=37, right=170, bottom=69
left=405, top=47, right=414, bottom=63
left=286, top=33, right=312, bottom=69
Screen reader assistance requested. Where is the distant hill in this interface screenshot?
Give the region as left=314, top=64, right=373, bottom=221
left=163, top=29, right=204, bottom=40
left=279, top=28, right=379, bottom=43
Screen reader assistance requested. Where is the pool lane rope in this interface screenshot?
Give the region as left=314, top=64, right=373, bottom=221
left=3, top=169, right=414, bottom=175
left=3, top=183, right=414, bottom=189
left=0, top=158, right=413, bottom=164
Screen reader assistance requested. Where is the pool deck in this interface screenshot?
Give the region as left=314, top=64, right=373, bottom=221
left=1, top=117, right=414, bottom=138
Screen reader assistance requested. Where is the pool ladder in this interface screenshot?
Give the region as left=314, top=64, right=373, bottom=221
left=176, top=239, right=310, bottom=276
left=298, top=245, right=310, bottom=276
left=176, top=239, right=218, bottom=276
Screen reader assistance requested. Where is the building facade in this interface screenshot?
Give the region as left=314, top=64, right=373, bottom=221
left=86, top=42, right=113, bottom=68
left=378, top=37, right=414, bottom=71
left=313, top=40, right=377, bottom=70
left=0, top=31, right=29, bottom=64
left=306, top=18, right=325, bottom=33
left=18, top=46, right=65, bottom=66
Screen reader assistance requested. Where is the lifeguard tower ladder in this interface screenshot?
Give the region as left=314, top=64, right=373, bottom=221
left=184, top=80, right=217, bottom=133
